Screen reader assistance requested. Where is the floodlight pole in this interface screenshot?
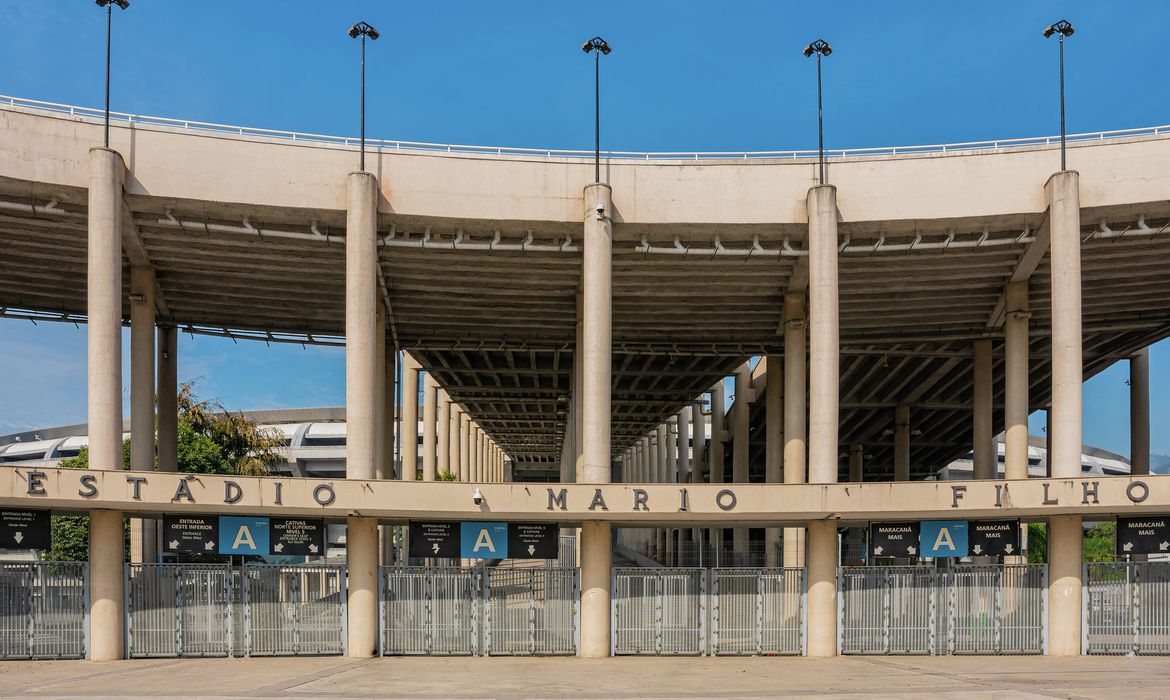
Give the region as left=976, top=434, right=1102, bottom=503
left=103, top=1, right=112, bottom=148
left=360, top=31, right=367, bottom=171
left=1058, top=30, right=1067, bottom=171
left=816, top=50, right=824, bottom=185
left=594, top=45, right=600, bottom=183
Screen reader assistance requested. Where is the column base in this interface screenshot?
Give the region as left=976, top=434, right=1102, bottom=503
left=579, top=521, right=612, bottom=658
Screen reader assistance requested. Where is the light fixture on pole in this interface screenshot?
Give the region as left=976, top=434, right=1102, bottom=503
left=348, top=21, right=380, bottom=171
left=1042, top=19, right=1075, bottom=171
left=95, top=0, right=129, bottom=149
left=802, top=38, right=832, bottom=185
left=581, top=36, right=612, bottom=184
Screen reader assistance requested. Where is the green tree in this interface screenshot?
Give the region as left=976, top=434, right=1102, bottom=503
left=44, top=383, right=284, bottom=561
left=1083, top=521, right=1117, bottom=563
left=1026, top=522, right=1047, bottom=564
left=438, top=470, right=458, bottom=482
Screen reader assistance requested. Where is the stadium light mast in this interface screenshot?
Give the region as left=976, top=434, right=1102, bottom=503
left=95, top=0, right=129, bottom=149
left=802, top=39, right=832, bottom=185
left=348, top=21, right=380, bottom=171
left=1043, top=19, right=1075, bottom=171
left=581, top=36, right=612, bottom=183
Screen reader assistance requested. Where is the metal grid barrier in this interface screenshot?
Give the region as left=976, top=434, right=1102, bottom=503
left=839, top=565, right=1045, bottom=655
left=485, top=567, right=577, bottom=655
left=0, top=562, right=87, bottom=659
left=612, top=568, right=706, bottom=655
left=381, top=567, right=480, bottom=655
left=1086, top=562, right=1170, bottom=655
left=242, top=565, right=346, bottom=656
left=710, top=568, right=803, bottom=655
left=127, top=564, right=234, bottom=658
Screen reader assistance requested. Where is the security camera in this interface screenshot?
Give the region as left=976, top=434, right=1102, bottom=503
left=594, top=202, right=605, bottom=214
left=472, top=488, right=484, bottom=506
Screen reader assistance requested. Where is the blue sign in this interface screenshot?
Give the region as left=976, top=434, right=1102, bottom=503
left=920, top=520, right=968, bottom=558
left=460, top=521, right=508, bottom=559
left=219, top=516, right=270, bottom=556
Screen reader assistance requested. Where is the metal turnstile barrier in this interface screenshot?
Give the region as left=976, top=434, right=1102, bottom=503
left=485, top=567, right=578, bottom=655
left=0, top=562, right=87, bottom=659
left=612, top=568, right=706, bottom=655
left=710, top=568, right=803, bottom=655
left=380, top=567, right=480, bottom=655
left=839, top=565, right=1046, bottom=655
left=1086, top=561, right=1170, bottom=655
left=127, top=563, right=346, bottom=658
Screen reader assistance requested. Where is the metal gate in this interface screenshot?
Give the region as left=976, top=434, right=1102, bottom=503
left=381, top=567, right=480, bottom=655
left=839, top=565, right=1045, bottom=655
left=0, top=562, right=87, bottom=659
left=1086, top=562, right=1170, bottom=655
left=241, top=565, right=346, bottom=656
left=485, top=567, right=577, bottom=655
left=612, top=568, right=706, bottom=655
left=710, top=568, right=803, bottom=655
left=127, top=564, right=346, bottom=658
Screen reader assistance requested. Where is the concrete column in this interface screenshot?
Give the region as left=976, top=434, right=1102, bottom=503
left=421, top=374, right=437, bottom=481
left=894, top=403, right=911, bottom=482
left=401, top=354, right=420, bottom=479
left=783, top=293, right=807, bottom=569
left=654, top=425, right=665, bottom=559
left=460, top=414, right=471, bottom=482
left=156, top=326, right=178, bottom=471
left=382, top=341, right=396, bottom=481
left=1046, top=169, right=1083, bottom=656
left=732, top=362, right=750, bottom=562
left=129, top=266, right=156, bottom=564
left=765, top=356, right=783, bottom=568
left=87, top=147, right=126, bottom=662
left=474, top=426, right=483, bottom=482
left=709, top=380, right=726, bottom=558
left=374, top=305, right=387, bottom=480
left=437, top=390, right=450, bottom=477
left=807, top=185, right=839, bottom=485
left=848, top=443, right=863, bottom=481
left=1131, top=348, right=1151, bottom=475
left=692, top=397, right=706, bottom=484
left=806, top=184, right=839, bottom=656
left=972, top=339, right=995, bottom=480
left=677, top=406, right=690, bottom=482
left=579, top=183, right=612, bottom=484
left=580, top=520, right=612, bottom=658
left=344, top=170, right=380, bottom=657
left=449, top=403, right=462, bottom=481
left=1004, top=282, right=1031, bottom=480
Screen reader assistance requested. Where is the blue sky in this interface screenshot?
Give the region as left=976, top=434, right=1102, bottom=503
left=0, top=2, right=1167, bottom=458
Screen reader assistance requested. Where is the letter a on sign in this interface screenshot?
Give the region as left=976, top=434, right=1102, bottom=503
left=473, top=528, right=495, bottom=553
left=233, top=525, right=256, bottom=551
left=460, top=521, right=508, bottom=559
left=920, top=520, right=968, bottom=558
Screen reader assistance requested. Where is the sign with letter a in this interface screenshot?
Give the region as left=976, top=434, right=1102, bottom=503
left=460, top=521, right=508, bottom=559
left=219, top=516, right=270, bottom=556
left=920, top=520, right=968, bottom=558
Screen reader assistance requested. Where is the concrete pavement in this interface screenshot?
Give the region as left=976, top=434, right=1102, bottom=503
left=0, top=656, right=1167, bottom=699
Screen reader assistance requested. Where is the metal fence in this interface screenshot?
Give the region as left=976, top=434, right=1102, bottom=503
left=126, top=563, right=346, bottom=658
left=710, top=568, right=803, bottom=655
left=1085, top=561, right=1170, bottom=655
left=381, top=567, right=480, bottom=656
left=485, top=567, right=577, bottom=655
left=613, top=568, right=707, bottom=655
left=839, top=565, right=1046, bottom=655
left=0, top=562, right=87, bottom=659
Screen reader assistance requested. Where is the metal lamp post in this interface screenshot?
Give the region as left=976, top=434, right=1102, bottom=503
left=348, top=21, right=380, bottom=172
left=1043, top=19, right=1075, bottom=171
left=95, top=0, right=129, bottom=149
left=581, top=36, right=612, bottom=183
left=802, top=39, right=832, bottom=185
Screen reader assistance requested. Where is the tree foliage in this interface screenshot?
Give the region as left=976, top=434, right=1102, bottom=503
left=44, top=383, right=285, bottom=561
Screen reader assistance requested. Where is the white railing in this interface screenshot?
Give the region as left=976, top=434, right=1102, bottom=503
left=3, top=94, right=1167, bottom=162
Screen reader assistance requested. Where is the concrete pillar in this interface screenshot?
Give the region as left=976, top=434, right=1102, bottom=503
left=709, top=380, right=726, bottom=559
left=732, top=362, right=751, bottom=563
left=783, top=293, right=807, bottom=568
left=422, top=374, right=437, bottom=481
left=1046, top=169, right=1083, bottom=656
left=692, top=397, right=706, bottom=484
left=401, top=354, right=420, bottom=479
left=449, top=403, right=462, bottom=481
left=1004, top=282, right=1031, bottom=480
left=374, top=305, right=387, bottom=480
left=807, top=185, right=839, bottom=485
left=129, top=266, right=156, bottom=564
left=765, top=356, right=783, bottom=568
left=87, top=147, right=126, bottom=662
left=437, top=390, right=450, bottom=477
left=677, top=406, right=690, bottom=482
left=578, top=182, right=613, bottom=656
left=460, top=413, right=471, bottom=482
left=382, top=341, right=395, bottom=481
left=894, top=403, right=910, bottom=482
left=156, top=326, right=178, bottom=471
left=972, top=339, right=995, bottom=480
left=806, top=184, right=839, bottom=656
left=344, top=170, right=380, bottom=657
left=1131, top=348, right=1150, bottom=475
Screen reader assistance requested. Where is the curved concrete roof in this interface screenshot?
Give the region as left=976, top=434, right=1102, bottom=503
left=1, top=98, right=1168, bottom=475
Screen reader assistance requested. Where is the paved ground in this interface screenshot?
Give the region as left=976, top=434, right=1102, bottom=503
left=0, top=656, right=1166, bottom=699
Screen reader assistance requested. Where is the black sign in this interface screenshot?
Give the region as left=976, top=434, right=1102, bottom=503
left=968, top=520, right=1021, bottom=557
left=271, top=518, right=324, bottom=556
left=164, top=515, right=219, bottom=554
left=0, top=510, right=51, bottom=550
left=1117, top=516, right=1170, bottom=555
left=869, top=522, right=920, bottom=558
left=409, top=521, right=460, bottom=558
left=508, top=522, right=559, bottom=559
